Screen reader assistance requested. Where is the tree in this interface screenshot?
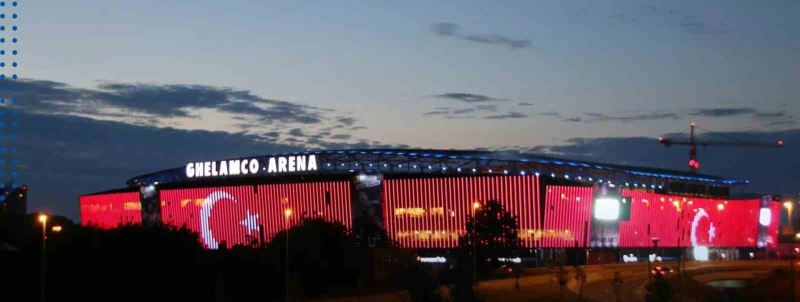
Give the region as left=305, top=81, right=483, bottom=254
left=351, top=209, right=395, bottom=248
left=404, top=264, right=445, bottom=302
left=46, top=224, right=207, bottom=302
left=646, top=275, right=673, bottom=302
left=458, top=200, right=521, bottom=275
left=449, top=271, right=485, bottom=302
left=266, top=218, right=360, bottom=299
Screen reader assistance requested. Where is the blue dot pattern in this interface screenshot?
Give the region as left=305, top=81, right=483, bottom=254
left=0, top=2, right=19, bottom=192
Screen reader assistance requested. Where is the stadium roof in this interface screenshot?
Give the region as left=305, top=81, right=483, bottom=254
left=126, top=149, right=745, bottom=188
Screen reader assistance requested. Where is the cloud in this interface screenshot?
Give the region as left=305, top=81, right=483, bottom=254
left=690, top=107, right=756, bottom=117
left=335, top=116, right=357, bottom=126
left=609, top=6, right=732, bottom=35
left=431, top=22, right=460, bottom=36
left=518, top=102, right=534, bottom=106
left=2, top=79, right=371, bottom=147
left=444, top=115, right=477, bottom=119
left=754, top=111, right=787, bottom=118
left=462, top=34, right=531, bottom=49
left=452, top=108, right=476, bottom=114
left=287, top=128, right=306, bottom=137
left=484, top=112, right=527, bottom=120
left=329, top=134, right=352, bottom=140
left=679, top=21, right=731, bottom=35
left=422, top=106, right=480, bottom=118
left=577, top=112, right=680, bottom=123
left=422, top=110, right=450, bottom=117
left=433, top=92, right=504, bottom=103
left=430, top=22, right=531, bottom=50
left=6, top=79, right=330, bottom=125
left=92, top=82, right=325, bottom=124
left=262, top=131, right=281, bottom=138
left=609, top=13, right=638, bottom=24
left=767, top=120, right=797, bottom=127
left=532, top=111, right=561, bottom=118
left=690, top=108, right=792, bottom=122
left=474, top=104, right=499, bottom=112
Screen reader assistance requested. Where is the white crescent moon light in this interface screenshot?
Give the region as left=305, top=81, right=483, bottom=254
left=200, top=191, right=237, bottom=249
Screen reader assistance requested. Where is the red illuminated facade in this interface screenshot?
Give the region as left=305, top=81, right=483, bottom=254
left=159, top=181, right=351, bottom=249
left=541, top=185, right=594, bottom=248
left=79, top=191, right=142, bottom=229
left=619, top=190, right=761, bottom=248
left=382, top=176, right=540, bottom=248
left=80, top=179, right=778, bottom=250
left=79, top=148, right=778, bottom=252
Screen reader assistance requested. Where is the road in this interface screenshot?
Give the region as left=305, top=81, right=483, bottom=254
left=577, top=260, right=788, bottom=302
left=317, top=260, right=790, bottom=302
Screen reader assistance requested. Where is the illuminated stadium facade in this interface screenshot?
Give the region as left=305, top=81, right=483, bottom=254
left=80, top=149, right=780, bottom=261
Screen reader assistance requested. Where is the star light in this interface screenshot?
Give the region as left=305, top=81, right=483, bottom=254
left=239, top=210, right=260, bottom=235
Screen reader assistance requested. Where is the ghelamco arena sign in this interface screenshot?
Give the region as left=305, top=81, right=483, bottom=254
left=185, top=155, right=318, bottom=178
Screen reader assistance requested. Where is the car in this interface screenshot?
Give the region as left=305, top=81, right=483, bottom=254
left=650, top=266, right=674, bottom=277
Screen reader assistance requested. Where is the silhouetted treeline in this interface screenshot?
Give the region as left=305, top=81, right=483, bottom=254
left=0, top=215, right=409, bottom=302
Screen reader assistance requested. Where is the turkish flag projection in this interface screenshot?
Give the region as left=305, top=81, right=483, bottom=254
left=382, top=176, right=541, bottom=248
left=159, top=181, right=351, bottom=249
left=79, top=192, right=142, bottom=229
left=619, top=190, right=761, bottom=248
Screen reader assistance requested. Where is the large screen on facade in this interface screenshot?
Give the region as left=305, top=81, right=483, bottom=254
left=618, top=190, right=762, bottom=247
left=382, top=176, right=541, bottom=248
left=79, top=191, right=142, bottom=229
left=159, top=181, right=351, bottom=249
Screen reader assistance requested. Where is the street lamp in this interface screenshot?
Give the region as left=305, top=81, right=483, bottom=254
left=51, top=226, right=62, bottom=233
left=284, top=208, right=292, bottom=302
left=38, top=214, right=48, bottom=302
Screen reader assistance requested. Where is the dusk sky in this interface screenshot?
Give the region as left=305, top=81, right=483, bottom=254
left=12, top=1, right=799, bottom=219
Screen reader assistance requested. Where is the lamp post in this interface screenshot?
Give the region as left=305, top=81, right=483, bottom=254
left=792, top=233, right=799, bottom=302
left=284, top=208, right=292, bottom=302
left=793, top=249, right=797, bottom=302
left=786, top=201, right=795, bottom=237
left=38, top=214, right=48, bottom=302
left=471, top=201, right=481, bottom=282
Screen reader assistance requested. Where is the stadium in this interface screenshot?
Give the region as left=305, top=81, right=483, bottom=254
left=79, top=149, right=782, bottom=264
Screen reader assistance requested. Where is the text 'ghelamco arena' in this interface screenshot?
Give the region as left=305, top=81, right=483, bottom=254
left=79, top=149, right=782, bottom=263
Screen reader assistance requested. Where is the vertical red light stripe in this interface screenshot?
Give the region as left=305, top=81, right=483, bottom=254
left=381, top=176, right=542, bottom=249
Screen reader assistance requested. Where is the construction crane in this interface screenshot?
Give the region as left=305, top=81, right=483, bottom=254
left=658, top=122, right=784, bottom=173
